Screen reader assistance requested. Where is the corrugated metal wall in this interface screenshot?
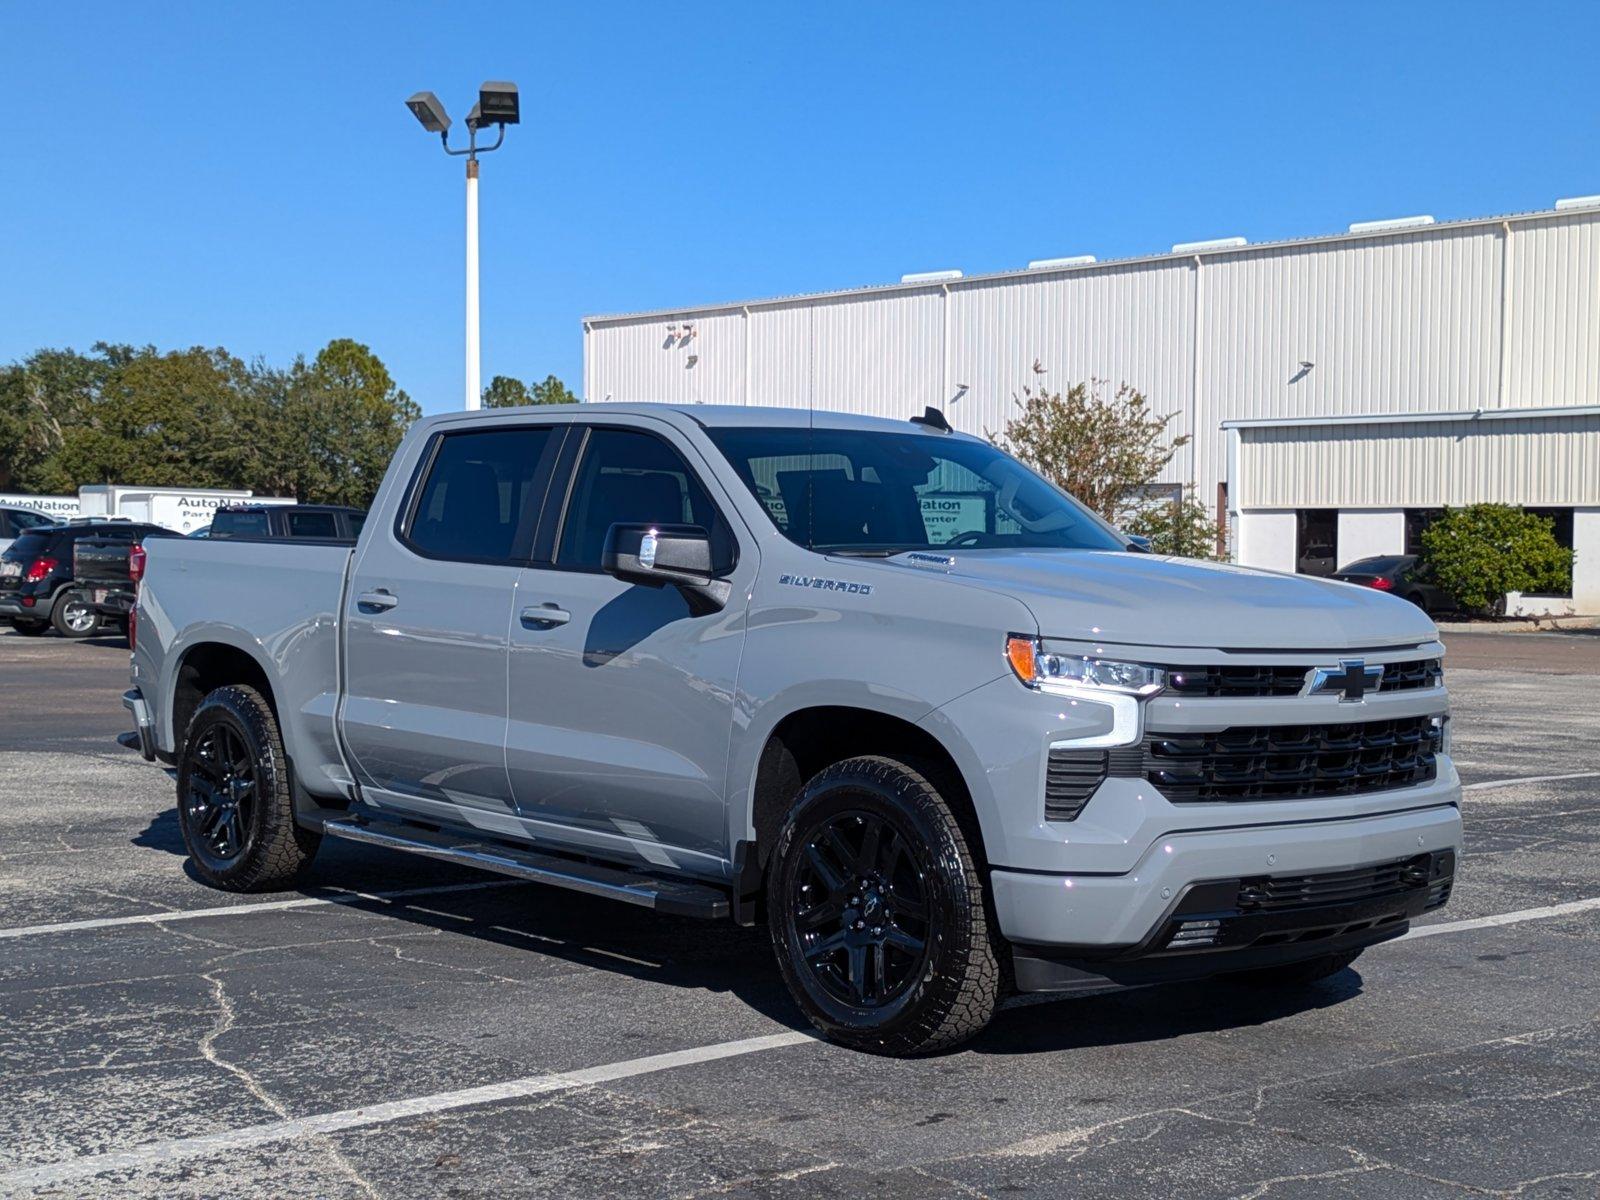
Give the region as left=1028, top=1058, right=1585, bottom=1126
left=1504, top=212, right=1600, bottom=410
left=1237, top=413, right=1600, bottom=509
left=585, top=206, right=1600, bottom=506
left=1193, top=225, right=1503, bottom=498
left=949, top=263, right=1195, bottom=484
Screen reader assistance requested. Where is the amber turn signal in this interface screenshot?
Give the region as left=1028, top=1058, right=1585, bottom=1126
left=1006, top=635, right=1037, bottom=685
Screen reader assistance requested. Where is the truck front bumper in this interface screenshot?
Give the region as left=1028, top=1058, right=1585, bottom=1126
left=992, top=801, right=1461, bottom=991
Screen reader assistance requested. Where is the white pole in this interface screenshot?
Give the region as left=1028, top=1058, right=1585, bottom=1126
left=464, top=157, right=481, bottom=410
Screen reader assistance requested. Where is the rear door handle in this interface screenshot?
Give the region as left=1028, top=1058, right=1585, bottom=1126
left=520, top=603, right=571, bottom=628
left=356, top=589, right=398, bottom=612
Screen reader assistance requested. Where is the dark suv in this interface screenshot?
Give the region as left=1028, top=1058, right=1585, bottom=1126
left=0, top=521, right=169, bottom=638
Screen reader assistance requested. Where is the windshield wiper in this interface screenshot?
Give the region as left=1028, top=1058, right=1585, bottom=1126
left=817, top=546, right=914, bottom=558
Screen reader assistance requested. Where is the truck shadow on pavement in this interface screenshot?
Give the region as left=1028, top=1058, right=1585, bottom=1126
left=129, top=804, right=1366, bottom=1052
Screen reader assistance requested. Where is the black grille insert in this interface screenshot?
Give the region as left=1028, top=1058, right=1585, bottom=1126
left=1045, top=749, right=1107, bottom=822
left=1164, top=659, right=1442, bottom=698
left=1145, top=715, right=1442, bottom=802
left=1238, top=857, right=1422, bottom=912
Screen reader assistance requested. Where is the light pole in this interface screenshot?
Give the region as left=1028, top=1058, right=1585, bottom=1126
left=405, top=82, right=520, bottom=410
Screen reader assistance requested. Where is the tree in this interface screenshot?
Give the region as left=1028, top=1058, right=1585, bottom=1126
left=1420, top=505, right=1572, bottom=615
left=0, top=338, right=418, bottom=508
left=276, top=339, right=421, bottom=507
left=1125, top=492, right=1221, bottom=559
left=530, top=374, right=578, bottom=405
left=989, top=377, right=1218, bottom=557
left=481, top=375, right=531, bottom=408
left=482, top=373, right=578, bottom=408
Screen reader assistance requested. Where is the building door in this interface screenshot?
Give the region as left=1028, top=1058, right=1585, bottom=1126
left=1296, top=509, right=1338, bottom=575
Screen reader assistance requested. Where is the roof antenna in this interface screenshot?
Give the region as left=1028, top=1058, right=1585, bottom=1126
left=910, top=406, right=951, bottom=433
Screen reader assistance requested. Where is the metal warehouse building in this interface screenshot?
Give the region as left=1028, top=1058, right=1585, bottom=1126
left=584, top=199, right=1600, bottom=612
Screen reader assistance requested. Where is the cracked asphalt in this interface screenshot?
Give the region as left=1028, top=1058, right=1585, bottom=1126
left=1, top=627, right=1598, bottom=1199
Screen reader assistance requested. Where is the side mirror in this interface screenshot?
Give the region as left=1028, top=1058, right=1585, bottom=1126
left=602, top=523, right=732, bottom=615
left=1125, top=534, right=1154, bottom=553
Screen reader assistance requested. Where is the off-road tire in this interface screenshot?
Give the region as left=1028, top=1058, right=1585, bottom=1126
left=767, top=755, right=1001, bottom=1056
left=177, top=685, right=320, bottom=891
left=1228, top=948, right=1363, bottom=988
left=51, top=590, right=99, bottom=638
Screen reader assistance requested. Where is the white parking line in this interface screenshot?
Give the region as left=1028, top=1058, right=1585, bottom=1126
left=0, top=1031, right=814, bottom=1192
left=1398, top=895, right=1600, bottom=940
left=2, top=894, right=1598, bottom=1190
left=0, top=880, right=520, bottom=942
left=1462, top=770, right=1600, bottom=791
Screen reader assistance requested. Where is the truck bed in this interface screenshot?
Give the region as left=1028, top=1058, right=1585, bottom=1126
left=133, top=536, right=355, bottom=798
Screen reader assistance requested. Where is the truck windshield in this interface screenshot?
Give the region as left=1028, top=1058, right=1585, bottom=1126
left=705, top=426, right=1128, bottom=554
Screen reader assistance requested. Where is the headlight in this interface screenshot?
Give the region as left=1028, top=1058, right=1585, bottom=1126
left=1006, top=635, right=1165, bottom=696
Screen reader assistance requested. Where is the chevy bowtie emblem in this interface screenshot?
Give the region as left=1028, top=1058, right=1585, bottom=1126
left=1307, top=658, right=1383, bottom=702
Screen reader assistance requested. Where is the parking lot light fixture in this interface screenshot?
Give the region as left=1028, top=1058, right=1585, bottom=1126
left=405, top=91, right=451, bottom=135
left=404, top=81, right=519, bottom=411
left=478, top=81, right=520, bottom=125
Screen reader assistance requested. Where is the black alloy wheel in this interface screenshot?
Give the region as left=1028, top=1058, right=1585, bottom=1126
left=176, top=684, right=320, bottom=891
left=184, top=722, right=260, bottom=868
left=767, top=755, right=1001, bottom=1056
left=790, top=810, right=932, bottom=1009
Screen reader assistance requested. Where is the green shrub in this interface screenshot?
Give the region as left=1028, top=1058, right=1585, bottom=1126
left=1125, top=491, right=1221, bottom=559
left=1420, top=505, right=1572, bottom=615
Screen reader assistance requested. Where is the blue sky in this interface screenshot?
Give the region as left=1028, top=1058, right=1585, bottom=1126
left=3, top=2, right=1597, bottom=415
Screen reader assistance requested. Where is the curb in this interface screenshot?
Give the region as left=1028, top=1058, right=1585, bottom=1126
left=1435, top=615, right=1600, bottom=634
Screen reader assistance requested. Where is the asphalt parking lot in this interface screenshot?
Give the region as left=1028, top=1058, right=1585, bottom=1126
left=1, top=628, right=1598, bottom=1199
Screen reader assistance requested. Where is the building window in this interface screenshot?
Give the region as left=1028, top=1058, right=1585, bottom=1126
left=1404, top=509, right=1444, bottom=557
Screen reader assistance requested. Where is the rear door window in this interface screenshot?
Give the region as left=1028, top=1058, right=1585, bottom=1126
left=404, top=426, right=558, bottom=562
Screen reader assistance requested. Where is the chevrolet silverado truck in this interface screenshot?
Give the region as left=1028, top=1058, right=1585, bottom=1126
left=123, top=404, right=1460, bottom=1055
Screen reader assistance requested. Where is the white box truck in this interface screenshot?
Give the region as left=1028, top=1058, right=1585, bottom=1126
left=75, top=486, right=296, bottom=535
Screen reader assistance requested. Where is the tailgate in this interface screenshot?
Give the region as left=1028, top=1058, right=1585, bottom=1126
left=73, top=538, right=133, bottom=586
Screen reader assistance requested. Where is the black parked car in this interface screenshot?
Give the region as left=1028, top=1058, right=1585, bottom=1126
left=209, top=504, right=366, bottom=542
left=0, top=521, right=170, bottom=637
left=1331, top=554, right=1454, bottom=613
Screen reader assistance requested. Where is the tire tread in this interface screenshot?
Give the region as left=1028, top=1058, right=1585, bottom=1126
left=769, top=754, right=1001, bottom=1056
left=179, top=685, right=319, bottom=891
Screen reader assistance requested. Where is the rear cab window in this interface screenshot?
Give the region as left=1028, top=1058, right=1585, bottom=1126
left=287, top=511, right=338, bottom=539
left=212, top=511, right=270, bottom=538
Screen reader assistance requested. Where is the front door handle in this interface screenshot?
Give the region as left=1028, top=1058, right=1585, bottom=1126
left=520, top=603, right=571, bottom=628
left=356, top=589, right=398, bottom=612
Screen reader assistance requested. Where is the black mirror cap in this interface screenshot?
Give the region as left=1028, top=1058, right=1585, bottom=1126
left=602, top=523, right=733, bottom=615
left=602, top=523, right=714, bottom=583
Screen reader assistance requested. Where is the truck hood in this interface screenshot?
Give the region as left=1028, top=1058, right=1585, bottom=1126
left=877, top=550, right=1438, bottom=651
